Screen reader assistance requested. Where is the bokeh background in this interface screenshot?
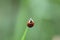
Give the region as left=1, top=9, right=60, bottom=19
left=0, top=0, right=60, bottom=40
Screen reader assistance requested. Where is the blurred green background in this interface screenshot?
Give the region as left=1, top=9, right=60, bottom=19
left=0, top=0, right=60, bottom=40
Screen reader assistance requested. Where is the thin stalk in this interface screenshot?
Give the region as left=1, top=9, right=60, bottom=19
left=21, top=27, right=28, bottom=40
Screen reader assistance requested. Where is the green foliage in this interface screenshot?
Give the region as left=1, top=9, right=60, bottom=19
left=0, top=0, right=60, bottom=40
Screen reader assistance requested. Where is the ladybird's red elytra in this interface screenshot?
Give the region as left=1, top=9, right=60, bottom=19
left=27, top=18, right=34, bottom=28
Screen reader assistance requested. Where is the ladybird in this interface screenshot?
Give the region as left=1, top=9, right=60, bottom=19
left=27, top=18, right=34, bottom=28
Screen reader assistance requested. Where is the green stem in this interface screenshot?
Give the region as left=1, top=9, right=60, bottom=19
left=21, top=27, right=28, bottom=40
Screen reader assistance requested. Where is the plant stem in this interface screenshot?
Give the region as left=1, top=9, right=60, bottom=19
left=21, top=27, right=28, bottom=40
